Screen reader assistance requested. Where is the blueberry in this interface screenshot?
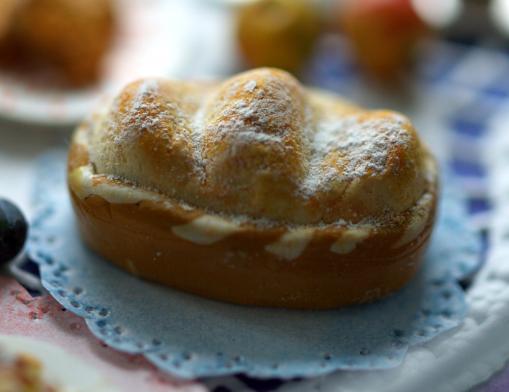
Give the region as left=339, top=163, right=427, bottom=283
left=0, top=199, right=28, bottom=264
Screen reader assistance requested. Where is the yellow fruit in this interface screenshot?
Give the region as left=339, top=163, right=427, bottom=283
left=237, top=0, right=321, bottom=73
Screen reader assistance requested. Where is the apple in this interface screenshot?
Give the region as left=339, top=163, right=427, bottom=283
left=338, top=0, right=428, bottom=80
left=237, top=0, right=322, bottom=73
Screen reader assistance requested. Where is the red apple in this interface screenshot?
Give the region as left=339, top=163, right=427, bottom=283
left=339, top=0, right=428, bottom=80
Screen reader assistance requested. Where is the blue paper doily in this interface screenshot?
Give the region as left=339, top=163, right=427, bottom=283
left=28, top=152, right=481, bottom=379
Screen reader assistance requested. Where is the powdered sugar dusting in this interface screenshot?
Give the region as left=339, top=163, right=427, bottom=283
left=111, top=79, right=187, bottom=148
left=204, top=75, right=299, bottom=158
left=210, top=99, right=286, bottom=143
left=301, top=113, right=411, bottom=195
left=107, top=78, right=413, bottom=203
left=112, top=79, right=160, bottom=145
left=244, top=80, right=257, bottom=92
left=191, top=105, right=207, bottom=182
left=92, top=71, right=429, bottom=226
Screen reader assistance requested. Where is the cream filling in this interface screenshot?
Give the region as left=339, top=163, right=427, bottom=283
left=70, top=141, right=437, bottom=255
left=172, top=215, right=240, bottom=245
left=330, top=228, right=371, bottom=254
left=392, top=192, right=434, bottom=248
left=69, top=166, right=168, bottom=205
left=265, top=228, right=315, bottom=260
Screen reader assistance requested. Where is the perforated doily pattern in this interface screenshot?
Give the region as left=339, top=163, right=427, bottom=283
left=27, top=151, right=480, bottom=379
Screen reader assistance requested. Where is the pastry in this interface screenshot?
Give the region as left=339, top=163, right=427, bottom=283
left=0, top=0, right=115, bottom=87
left=68, top=68, right=438, bottom=309
left=0, top=0, right=16, bottom=42
left=0, top=351, right=57, bottom=392
left=0, top=0, right=18, bottom=64
left=0, top=335, right=113, bottom=391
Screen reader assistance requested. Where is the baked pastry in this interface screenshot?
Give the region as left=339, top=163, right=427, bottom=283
left=0, top=0, right=115, bottom=87
left=0, top=351, right=57, bottom=392
left=68, top=68, right=438, bottom=309
left=0, top=0, right=18, bottom=64
left=0, top=0, right=16, bottom=42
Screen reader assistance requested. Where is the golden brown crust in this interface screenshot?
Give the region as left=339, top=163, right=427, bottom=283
left=88, top=68, right=429, bottom=225
left=68, top=68, right=439, bottom=309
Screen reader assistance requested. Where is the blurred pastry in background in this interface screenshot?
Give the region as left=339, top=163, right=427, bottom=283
left=0, top=351, right=58, bottom=392
left=0, top=0, right=17, bottom=60
left=236, top=0, right=321, bottom=74
left=0, top=0, right=116, bottom=87
left=337, top=0, right=429, bottom=81
left=0, top=0, right=17, bottom=41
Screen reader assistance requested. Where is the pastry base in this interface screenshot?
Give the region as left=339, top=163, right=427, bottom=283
left=69, top=191, right=435, bottom=309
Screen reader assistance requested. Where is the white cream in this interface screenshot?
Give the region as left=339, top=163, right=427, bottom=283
left=69, top=166, right=167, bottom=205
left=424, top=154, right=438, bottom=183
left=393, top=192, right=433, bottom=248
left=68, top=155, right=436, bottom=254
left=330, top=227, right=371, bottom=254
left=171, top=215, right=240, bottom=245
left=265, top=228, right=315, bottom=260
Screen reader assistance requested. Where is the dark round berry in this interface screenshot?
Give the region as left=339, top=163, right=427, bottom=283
left=0, top=199, right=28, bottom=264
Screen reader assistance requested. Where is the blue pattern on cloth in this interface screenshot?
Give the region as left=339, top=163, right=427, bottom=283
left=27, top=151, right=480, bottom=379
